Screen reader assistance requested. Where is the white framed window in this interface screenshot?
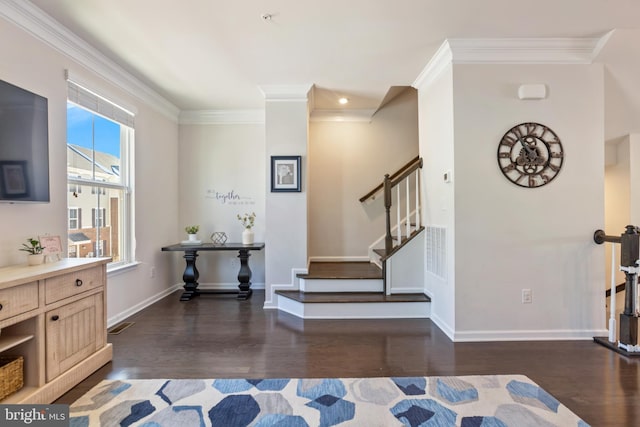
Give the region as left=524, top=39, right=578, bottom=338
left=67, top=75, right=135, bottom=269
left=68, top=207, right=80, bottom=229
left=92, top=208, right=106, bottom=227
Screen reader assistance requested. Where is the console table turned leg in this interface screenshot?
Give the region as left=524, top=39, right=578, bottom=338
left=181, top=250, right=200, bottom=301
left=237, top=249, right=253, bottom=300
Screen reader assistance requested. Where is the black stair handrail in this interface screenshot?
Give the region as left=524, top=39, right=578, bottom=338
left=359, top=156, right=421, bottom=203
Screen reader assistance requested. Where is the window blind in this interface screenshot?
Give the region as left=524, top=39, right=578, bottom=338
left=67, top=77, right=135, bottom=128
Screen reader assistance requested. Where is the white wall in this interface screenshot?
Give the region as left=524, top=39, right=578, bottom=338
left=597, top=30, right=640, bottom=141
left=177, top=123, right=265, bottom=287
left=308, top=89, right=419, bottom=259
left=604, top=137, right=630, bottom=291
left=387, top=232, right=425, bottom=293
left=0, top=16, right=180, bottom=325
left=416, top=65, right=456, bottom=337
left=452, top=64, right=606, bottom=340
left=264, top=94, right=309, bottom=307
left=0, top=18, right=68, bottom=267
left=628, top=134, right=640, bottom=226
left=603, top=133, right=640, bottom=338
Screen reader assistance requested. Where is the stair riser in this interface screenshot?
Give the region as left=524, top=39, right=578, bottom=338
left=277, top=297, right=430, bottom=319
left=299, top=278, right=383, bottom=293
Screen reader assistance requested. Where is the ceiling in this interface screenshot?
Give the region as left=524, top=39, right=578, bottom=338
left=28, top=0, right=640, bottom=112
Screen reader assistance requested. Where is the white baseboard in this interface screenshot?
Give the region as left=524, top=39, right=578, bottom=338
left=390, top=287, right=426, bottom=294
left=278, top=298, right=431, bottom=319
left=426, top=314, right=606, bottom=342
left=300, top=278, right=383, bottom=293
left=429, top=312, right=455, bottom=341
left=263, top=268, right=307, bottom=308
left=107, top=284, right=181, bottom=327
left=107, top=282, right=265, bottom=327
left=452, top=328, right=609, bottom=342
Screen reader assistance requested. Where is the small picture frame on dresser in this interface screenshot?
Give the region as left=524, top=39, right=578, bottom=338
left=39, top=235, right=62, bottom=262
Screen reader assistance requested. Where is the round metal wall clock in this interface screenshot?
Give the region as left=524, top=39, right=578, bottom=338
left=497, top=122, right=564, bottom=188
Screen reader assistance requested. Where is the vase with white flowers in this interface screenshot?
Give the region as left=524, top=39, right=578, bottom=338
left=237, top=212, right=256, bottom=244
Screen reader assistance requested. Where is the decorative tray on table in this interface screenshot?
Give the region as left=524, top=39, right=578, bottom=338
left=180, top=240, right=202, bottom=245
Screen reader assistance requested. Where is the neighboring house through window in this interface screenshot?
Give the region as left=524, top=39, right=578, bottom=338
left=66, top=73, right=135, bottom=269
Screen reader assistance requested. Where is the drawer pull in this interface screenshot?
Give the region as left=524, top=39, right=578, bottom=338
left=0, top=303, right=3, bottom=311
left=51, top=315, right=59, bottom=321
left=75, top=279, right=83, bottom=287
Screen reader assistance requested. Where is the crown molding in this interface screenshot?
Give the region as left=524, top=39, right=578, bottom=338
left=0, top=0, right=180, bottom=121
left=591, top=30, right=615, bottom=61
left=413, top=40, right=453, bottom=89
left=413, top=36, right=606, bottom=90
left=447, top=37, right=602, bottom=64
left=179, top=110, right=265, bottom=125
left=258, top=84, right=314, bottom=101
left=310, top=109, right=376, bottom=123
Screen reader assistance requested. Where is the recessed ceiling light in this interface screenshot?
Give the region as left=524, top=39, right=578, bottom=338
left=338, top=97, right=349, bottom=105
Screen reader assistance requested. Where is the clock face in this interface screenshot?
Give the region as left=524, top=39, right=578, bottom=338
left=497, top=122, right=564, bottom=188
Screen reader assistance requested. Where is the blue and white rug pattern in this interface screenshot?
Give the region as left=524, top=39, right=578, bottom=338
left=69, top=374, right=589, bottom=426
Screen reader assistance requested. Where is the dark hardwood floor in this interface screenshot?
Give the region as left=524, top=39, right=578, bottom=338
left=57, top=290, right=639, bottom=426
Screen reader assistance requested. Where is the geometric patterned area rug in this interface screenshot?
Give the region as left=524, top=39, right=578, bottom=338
left=69, top=374, right=590, bottom=427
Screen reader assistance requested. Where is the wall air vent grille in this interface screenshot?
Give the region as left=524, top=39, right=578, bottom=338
left=426, top=226, right=447, bottom=280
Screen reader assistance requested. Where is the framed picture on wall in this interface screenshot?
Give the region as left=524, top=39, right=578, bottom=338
left=271, top=156, right=301, bottom=192
left=0, top=160, right=29, bottom=198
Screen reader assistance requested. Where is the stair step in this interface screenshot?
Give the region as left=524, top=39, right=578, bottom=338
left=276, top=291, right=430, bottom=304
left=275, top=291, right=431, bottom=319
left=373, top=248, right=386, bottom=257
left=297, top=261, right=382, bottom=279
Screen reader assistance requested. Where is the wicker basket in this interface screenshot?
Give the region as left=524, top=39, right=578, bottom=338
left=0, top=356, right=24, bottom=400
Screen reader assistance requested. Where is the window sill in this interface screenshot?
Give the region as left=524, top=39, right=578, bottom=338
left=107, top=261, right=141, bottom=277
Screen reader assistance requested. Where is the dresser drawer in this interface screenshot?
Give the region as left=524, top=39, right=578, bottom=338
left=45, top=266, right=103, bottom=304
left=0, top=282, right=39, bottom=321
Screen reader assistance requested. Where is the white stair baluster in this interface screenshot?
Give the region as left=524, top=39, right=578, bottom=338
left=406, top=177, right=411, bottom=237
left=609, top=243, right=617, bottom=343
left=396, top=185, right=401, bottom=245
left=415, top=170, right=421, bottom=229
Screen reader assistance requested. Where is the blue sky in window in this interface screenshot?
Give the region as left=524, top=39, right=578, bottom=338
left=67, top=104, right=120, bottom=158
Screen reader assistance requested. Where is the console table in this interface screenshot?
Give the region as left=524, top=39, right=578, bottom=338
left=161, top=242, right=264, bottom=301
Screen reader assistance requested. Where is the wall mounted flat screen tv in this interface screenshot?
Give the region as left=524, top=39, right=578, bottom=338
left=0, top=79, right=49, bottom=203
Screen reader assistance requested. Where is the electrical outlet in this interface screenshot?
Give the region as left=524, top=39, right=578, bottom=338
left=150, top=266, right=156, bottom=278
left=522, top=289, right=532, bottom=304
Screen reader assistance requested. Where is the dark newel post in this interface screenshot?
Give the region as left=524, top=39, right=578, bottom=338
left=620, top=225, right=639, bottom=346
left=237, top=249, right=253, bottom=300
left=181, top=250, right=200, bottom=301
left=384, top=174, right=392, bottom=255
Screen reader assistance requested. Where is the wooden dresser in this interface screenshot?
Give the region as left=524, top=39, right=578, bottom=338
left=0, top=258, right=112, bottom=403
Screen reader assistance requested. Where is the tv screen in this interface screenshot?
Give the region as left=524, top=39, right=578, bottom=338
left=0, top=79, right=49, bottom=203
